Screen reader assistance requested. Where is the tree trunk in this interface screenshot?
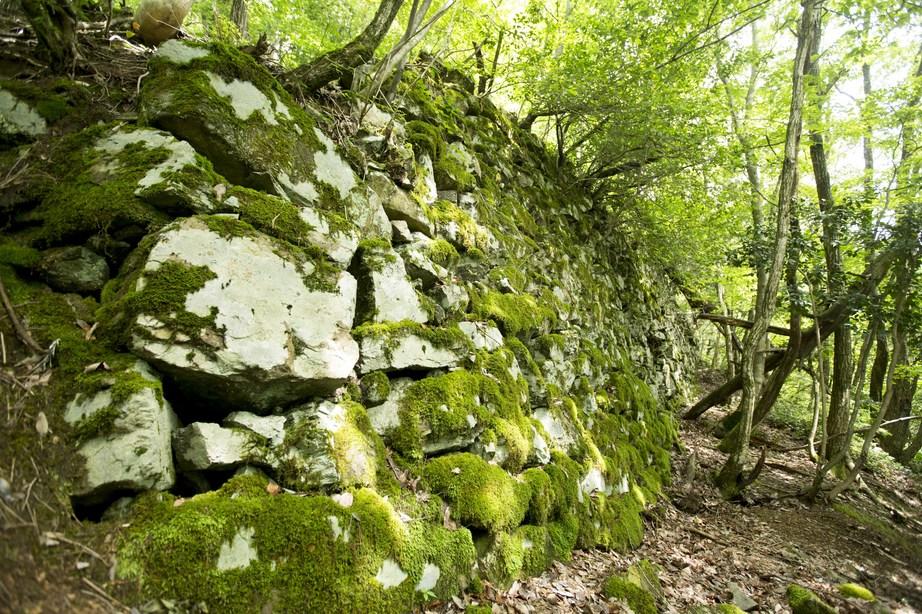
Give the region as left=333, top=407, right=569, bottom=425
left=805, top=17, right=853, bottom=469
left=685, top=244, right=898, bottom=420
left=869, top=326, right=888, bottom=402
left=231, top=0, right=248, bottom=38
left=20, top=0, right=77, bottom=72
left=283, top=0, right=406, bottom=95
left=714, top=0, right=816, bottom=499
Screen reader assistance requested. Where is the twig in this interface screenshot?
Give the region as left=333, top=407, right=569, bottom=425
left=49, top=533, right=110, bottom=565
left=0, top=276, right=44, bottom=353
left=82, top=577, right=128, bottom=611
left=687, top=526, right=734, bottom=548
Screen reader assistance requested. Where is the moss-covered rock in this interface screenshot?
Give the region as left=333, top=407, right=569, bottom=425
left=64, top=360, right=178, bottom=505
left=422, top=453, right=530, bottom=533
left=103, top=215, right=360, bottom=412
left=117, top=475, right=477, bottom=613
left=786, top=584, right=837, bottom=614
left=140, top=41, right=390, bottom=240
left=837, top=582, right=874, bottom=601
left=603, top=574, right=658, bottom=614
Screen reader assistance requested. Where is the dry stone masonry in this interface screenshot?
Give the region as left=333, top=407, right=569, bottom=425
left=0, top=41, right=696, bottom=612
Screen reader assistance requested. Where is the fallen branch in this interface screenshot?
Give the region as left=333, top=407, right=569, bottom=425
left=773, top=415, right=922, bottom=453
left=696, top=312, right=793, bottom=336
left=0, top=276, right=44, bottom=354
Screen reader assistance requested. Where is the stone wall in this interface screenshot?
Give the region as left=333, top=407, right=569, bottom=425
left=0, top=41, right=695, bottom=611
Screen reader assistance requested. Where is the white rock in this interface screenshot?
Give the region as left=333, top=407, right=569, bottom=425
left=459, top=321, right=503, bottom=351
left=375, top=558, right=408, bottom=589
left=206, top=72, right=287, bottom=126
left=358, top=330, right=462, bottom=374
left=0, top=89, right=46, bottom=138
left=129, top=217, right=359, bottom=411
left=155, top=40, right=210, bottom=64
left=63, top=361, right=177, bottom=502
left=367, top=171, right=432, bottom=235
left=417, top=154, right=439, bottom=205
left=415, top=563, right=441, bottom=592
left=224, top=412, right=286, bottom=446
left=216, top=526, right=257, bottom=571
left=355, top=244, right=428, bottom=325
left=367, top=378, right=413, bottom=435
left=173, top=422, right=253, bottom=471
left=532, top=407, right=579, bottom=454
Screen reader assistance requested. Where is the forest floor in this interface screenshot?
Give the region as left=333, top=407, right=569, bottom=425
left=437, top=408, right=922, bottom=614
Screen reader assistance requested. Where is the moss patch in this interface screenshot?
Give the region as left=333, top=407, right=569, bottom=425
left=786, top=584, right=836, bottom=614
left=422, top=453, right=530, bottom=533
left=838, top=582, right=874, bottom=601
left=118, top=475, right=476, bottom=613
left=602, top=575, right=657, bottom=614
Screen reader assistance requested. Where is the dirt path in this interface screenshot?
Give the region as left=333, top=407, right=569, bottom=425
left=438, top=414, right=922, bottom=613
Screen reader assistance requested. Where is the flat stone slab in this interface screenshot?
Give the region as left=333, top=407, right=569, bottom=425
left=124, top=216, right=359, bottom=412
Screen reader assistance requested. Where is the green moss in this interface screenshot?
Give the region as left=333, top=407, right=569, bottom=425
left=832, top=502, right=904, bottom=546
left=360, top=371, right=391, bottom=405
left=406, top=120, right=445, bottom=160
left=0, top=78, right=72, bottom=122
left=226, top=186, right=318, bottom=246
left=426, top=238, right=460, bottom=267
left=469, top=290, right=555, bottom=336
left=478, top=531, right=524, bottom=588
left=602, top=575, right=657, bottom=614
left=786, top=584, right=836, bottom=614
left=391, top=370, right=489, bottom=459
left=425, top=200, right=493, bottom=253
left=0, top=239, right=40, bottom=268
left=547, top=513, right=579, bottom=561
left=70, top=403, right=121, bottom=443
left=356, top=239, right=398, bottom=272
left=522, top=468, right=551, bottom=525
left=119, top=476, right=476, bottom=612
left=22, top=125, right=171, bottom=246
left=0, top=265, right=120, bottom=380
left=465, top=606, right=491, bottom=614
left=352, top=321, right=472, bottom=372
left=838, top=582, right=874, bottom=601
left=516, top=525, right=553, bottom=576
left=422, top=453, right=530, bottom=533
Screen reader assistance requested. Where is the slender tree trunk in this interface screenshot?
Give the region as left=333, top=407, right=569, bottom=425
left=830, top=265, right=912, bottom=498
left=714, top=0, right=816, bottom=499
left=284, top=0, right=406, bottom=95
left=869, top=326, right=888, bottom=402
left=684, top=245, right=897, bottom=420
left=805, top=320, right=876, bottom=500
left=717, top=283, right=735, bottom=377
left=805, top=15, right=853, bottom=470
left=20, top=0, right=77, bottom=72
left=231, top=0, right=248, bottom=38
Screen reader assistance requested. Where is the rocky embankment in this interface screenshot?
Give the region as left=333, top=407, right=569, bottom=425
left=0, top=41, right=694, bottom=611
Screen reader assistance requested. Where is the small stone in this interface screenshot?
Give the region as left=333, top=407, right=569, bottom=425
left=36, top=247, right=109, bottom=294
left=367, top=171, right=432, bottom=235
left=458, top=321, right=503, bottom=351
left=352, top=243, right=428, bottom=325
left=173, top=423, right=253, bottom=472
left=216, top=526, right=257, bottom=571
left=727, top=582, right=758, bottom=612
left=391, top=220, right=413, bottom=244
